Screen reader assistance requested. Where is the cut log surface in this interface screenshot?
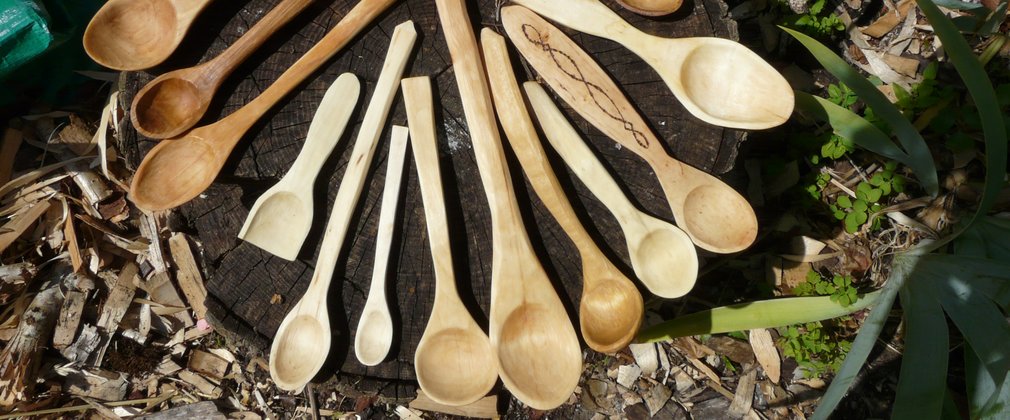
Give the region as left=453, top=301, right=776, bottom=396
left=120, top=0, right=745, bottom=394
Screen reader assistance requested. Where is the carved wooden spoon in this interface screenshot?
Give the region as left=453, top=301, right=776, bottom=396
left=238, top=72, right=359, bottom=261
left=84, top=0, right=215, bottom=70
left=436, top=0, right=581, bottom=410
left=502, top=5, right=758, bottom=253
left=269, top=21, right=416, bottom=392
left=525, top=82, right=699, bottom=298
left=482, top=29, right=642, bottom=353
left=131, top=0, right=314, bottom=139
left=353, top=126, right=408, bottom=367
left=403, top=76, right=498, bottom=406
left=508, top=0, right=794, bottom=129
left=614, top=0, right=683, bottom=16
left=129, top=0, right=399, bottom=212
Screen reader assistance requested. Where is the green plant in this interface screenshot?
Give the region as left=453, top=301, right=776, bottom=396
left=779, top=0, right=846, bottom=38
left=795, top=270, right=860, bottom=306
left=780, top=321, right=852, bottom=378
left=827, top=162, right=906, bottom=233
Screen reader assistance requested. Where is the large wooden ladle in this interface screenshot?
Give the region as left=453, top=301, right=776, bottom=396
left=525, top=82, right=699, bottom=299
left=130, top=0, right=313, bottom=139
left=510, top=0, right=794, bottom=130
left=502, top=5, right=758, bottom=253
left=481, top=29, right=643, bottom=353
left=402, top=77, right=498, bottom=406
left=84, top=0, right=215, bottom=71
left=129, top=0, right=398, bottom=212
left=435, top=0, right=582, bottom=410
left=269, top=21, right=416, bottom=392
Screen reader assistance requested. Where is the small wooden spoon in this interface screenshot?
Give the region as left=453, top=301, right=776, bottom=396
left=481, top=29, right=643, bottom=353
left=129, top=0, right=399, bottom=212
left=269, top=21, right=417, bottom=392
left=614, top=0, right=683, bottom=16
left=353, top=126, right=408, bottom=367
left=84, top=0, right=215, bottom=71
left=509, top=0, right=794, bottom=130
left=525, top=82, right=699, bottom=298
left=436, top=0, right=582, bottom=410
left=502, top=6, right=758, bottom=253
left=238, top=72, right=359, bottom=261
left=402, top=76, right=498, bottom=406
left=131, top=0, right=314, bottom=139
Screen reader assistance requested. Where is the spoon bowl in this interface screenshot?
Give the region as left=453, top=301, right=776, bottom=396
left=354, top=309, right=394, bottom=365
left=497, top=303, right=583, bottom=397
left=240, top=191, right=311, bottom=254
left=579, top=278, right=642, bottom=348
left=680, top=182, right=758, bottom=252
left=614, top=0, right=683, bottom=16
left=84, top=0, right=209, bottom=70
left=270, top=313, right=330, bottom=390
left=414, top=327, right=497, bottom=403
left=627, top=217, right=699, bottom=298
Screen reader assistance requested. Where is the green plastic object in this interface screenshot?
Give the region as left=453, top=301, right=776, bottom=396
left=0, top=0, right=53, bottom=78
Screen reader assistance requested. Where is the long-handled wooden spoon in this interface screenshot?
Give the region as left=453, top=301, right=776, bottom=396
left=502, top=6, right=758, bottom=254
left=402, top=76, right=498, bottom=406
left=481, top=29, right=642, bottom=353
left=509, top=0, right=794, bottom=130
left=435, top=0, right=581, bottom=410
left=524, top=82, right=699, bottom=298
left=129, top=0, right=399, bottom=212
left=84, top=0, right=215, bottom=71
left=238, top=72, right=359, bottom=261
left=268, top=21, right=416, bottom=392
left=353, top=126, right=408, bottom=367
left=131, top=0, right=314, bottom=139
left=614, top=0, right=683, bottom=16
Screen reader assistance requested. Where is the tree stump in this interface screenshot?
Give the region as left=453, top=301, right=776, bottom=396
left=119, top=0, right=745, bottom=397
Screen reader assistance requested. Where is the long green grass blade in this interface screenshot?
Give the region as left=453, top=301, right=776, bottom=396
left=966, top=344, right=1010, bottom=419
left=635, top=290, right=880, bottom=343
left=794, top=92, right=910, bottom=162
left=893, top=280, right=949, bottom=418
left=781, top=26, right=939, bottom=196
left=935, top=273, right=1010, bottom=384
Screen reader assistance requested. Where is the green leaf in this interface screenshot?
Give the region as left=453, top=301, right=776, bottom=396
left=892, top=281, right=949, bottom=418
left=782, top=27, right=939, bottom=197
left=966, top=343, right=1010, bottom=419
left=837, top=195, right=852, bottom=208
left=853, top=199, right=868, bottom=213
left=934, top=271, right=1010, bottom=384
left=794, top=92, right=913, bottom=165
left=867, top=187, right=883, bottom=203
left=869, top=173, right=884, bottom=186
left=844, top=212, right=861, bottom=233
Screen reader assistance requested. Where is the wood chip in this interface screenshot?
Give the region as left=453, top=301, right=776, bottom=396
left=728, top=368, right=757, bottom=418
left=861, top=0, right=915, bottom=37
left=409, top=389, right=499, bottom=418
left=687, top=358, right=722, bottom=385
left=65, top=369, right=129, bottom=402
left=0, top=199, right=52, bottom=254
left=141, top=271, right=194, bottom=327
left=671, top=337, right=716, bottom=359
left=177, top=370, right=222, bottom=398
left=61, top=324, right=101, bottom=363
left=97, top=262, right=139, bottom=331
left=617, top=364, right=642, bottom=389
left=54, top=290, right=86, bottom=349
left=135, top=401, right=226, bottom=420
left=629, top=343, right=659, bottom=377
left=706, top=336, right=755, bottom=365
left=749, top=329, right=781, bottom=383
left=0, top=262, right=35, bottom=305
left=156, top=357, right=182, bottom=376
left=168, top=233, right=208, bottom=319
left=395, top=405, right=425, bottom=420
left=0, top=271, right=66, bottom=405
left=882, top=54, right=920, bottom=77
left=0, top=128, right=22, bottom=185
left=188, top=349, right=230, bottom=380
left=641, top=381, right=672, bottom=416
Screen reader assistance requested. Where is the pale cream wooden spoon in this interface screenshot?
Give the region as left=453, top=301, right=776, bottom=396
left=481, top=29, right=643, bottom=353
left=238, top=72, right=359, bottom=261
left=129, top=0, right=399, bottom=212
left=436, top=0, right=582, bottom=410
left=615, top=0, right=683, bottom=16
left=84, top=0, right=215, bottom=70
left=502, top=5, right=758, bottom=253
left=402, top=76, right=498, bottom=406
left=130, top=0, right=314, bottom=139
left=509, top=0, right=794, bottom=130
left=353, top=125, right=408, bottom=367
left=269, top=21, right=417, bottom=392
left=524, top=82, right=699, bottom=299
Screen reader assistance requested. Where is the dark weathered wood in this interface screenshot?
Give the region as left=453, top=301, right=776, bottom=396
left=119, top=0, right=743, bottom=389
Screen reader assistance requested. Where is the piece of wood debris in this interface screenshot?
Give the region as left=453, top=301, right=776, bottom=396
left=671, top=337, right=715, bottom=359
left=168, top=233, right=208, bottom=319
left=156, top=357, right=182, bottom=376
left=629, top=343, right=659, bottom=377
left=65, top=369, right=129, bottom=402
left=409, top=389, right=499, bottom=418
left=706, top=336, right=755, bottom=365
left=749, top=329, right=781, bottom=383
left=177, top=369, right=223, bottom=398
left=617, top=364, right=642, bottom=389
left=97, top=262, right=139, bottom=331
left=641, top=381, right=672, bottom=416
left=0, top=198, right=52, bottom=254
left=0, top=262, right=36, bottom=304
left=687, top=358, right=722, bottom=385
left=188, top=349, right=230, bottom=380
left=0, top=267, right=70, bottom=405
left=135, top=401, right=226, bottom=420
left=140, top=212, right=169, bottom=274
left=882, top=54, right=920, bottom=77
left=395, top=405, right=425, bottom=420
left=861, top=0, right=915, bottom=37
left=54, top=290, right=87, bottom=349
left=670, top=366, right=695, bottom=393
left=728, top=368, right=758, bottom=418
left=55, top=114, right=97, bottom=156
left=0, top=127, right=23, bottom=185
left=61, top=324, right=101, bottom=363
left=141, top=271, right=194, bottom=327
left=208, top=348, right=236, bottom=364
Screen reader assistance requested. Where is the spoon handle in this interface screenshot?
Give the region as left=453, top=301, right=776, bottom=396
left=306, top=21, right=416, bottom=294
left=366, top=125, right=408, bottom=299
left=510, top=0, right=639, bottom=46
left=480, top=30, right=603, bottom=259
left=226, top=0, right=398, bottom=129
left=523, top=82, right=641, bottom=223
left=194, top=0, right=313, bottom=90
left=172, top=0, right=216, bottom=24
left=283, top=72, right=360, bottom=184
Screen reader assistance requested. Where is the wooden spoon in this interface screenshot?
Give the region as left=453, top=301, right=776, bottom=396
left=502, top=5, right=758, bottom=253
left=129, top=0, right=399, bottom=212
left=614, top=0, right=683, bottom=16
left=84, top=0, right=215, bottom=70
left=435, top=0, right=581, bottom=410
left=402, top=76, right=498, bottom=406
left=353, top=125, right=408, bottom=367
left=238, top=72, right=359, bottom=261
left=524, top=82, right=699, bottom=298
left=508, top=0, right=794, bottom=130
left=130, top=0, right=314, bottom=139
left=269, top=21, right=417, bottom=392
left=481, top=29, right=643, bottom=353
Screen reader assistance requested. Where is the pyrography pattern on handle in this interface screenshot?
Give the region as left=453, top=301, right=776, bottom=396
left=520, top=24, right=650, bottom=149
